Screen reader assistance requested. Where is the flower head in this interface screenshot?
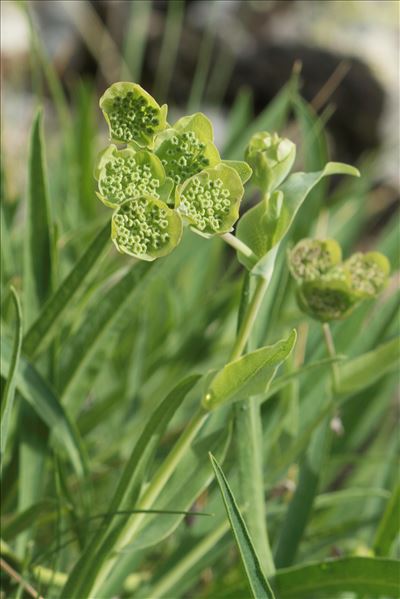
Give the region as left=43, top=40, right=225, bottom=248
left=245, top=131, right=296, bottom=192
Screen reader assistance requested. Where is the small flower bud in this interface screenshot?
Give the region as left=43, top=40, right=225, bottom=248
left=245, top=131, right=296, bottom=192
left=296, top=278, right=357, bottom=322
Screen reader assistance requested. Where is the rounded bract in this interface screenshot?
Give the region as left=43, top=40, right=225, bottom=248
left=175, top=163, right=244, bottom=236
left=346, top=252, right=390, bottom=298
left=155, top=113, right=220, bottom=189
left=111, top=196, right=182, bottom=261
left=99, top=82, right=168, bottom=146
left=297, top=279, right=357, bottom=322
left=95, top=145, right=172, bottom=208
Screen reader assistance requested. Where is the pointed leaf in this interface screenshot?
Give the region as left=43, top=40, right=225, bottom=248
left=209, top=453, right=276, bottom=599
left=203, top=330, right=297, bottom=410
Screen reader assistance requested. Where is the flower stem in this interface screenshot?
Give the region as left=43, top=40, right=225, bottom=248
left=322, top=322, right=340, bottom=393
left=220, top=232, right=258, bottom=268
left=230, top=276, right=269, bottom=360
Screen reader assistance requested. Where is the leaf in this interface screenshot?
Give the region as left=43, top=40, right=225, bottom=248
left=24, top=108, right=53, bottom=326
left=0, top=288, right=22, bottom=460
left=209, top=453, right=276, bottom=599
left=203, top=330, right=297, bottom=410
left=373, top=482, right=400, bottom=556
left=0, top=337, right=86, bottom=478
left=273, top=557, right=400, bottom=598
left=336, top=336, right=399, bottom=395
left=22, top=220, right=110, bottom=359
left=237, top=162, right=360, bottom=274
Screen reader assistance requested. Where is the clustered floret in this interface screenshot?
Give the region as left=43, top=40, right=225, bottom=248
left=112, top=198, right=170, bottom=257
left=346, top=253, right=388, bottom=298
left=289, top=238, right=390, bottom=322
left=289, top=239, right=339, bottom=282
left=179, top=175, right=231, bottom=233
left=99, top=156, right=160, bottom=206
left=158, top=131, right=209, bottom=185
left=107, top=92, right=159, bottom=143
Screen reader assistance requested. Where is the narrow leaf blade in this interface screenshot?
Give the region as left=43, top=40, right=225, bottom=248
left=209, top=453, right=276, bottom=599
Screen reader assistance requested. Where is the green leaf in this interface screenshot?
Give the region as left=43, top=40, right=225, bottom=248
left=373, top=482, right=400, bottom=556
left=203, top=330, right=297, bottom=410
left=209, top=453, right=276, bottom=599
left=237, top=162, right=360, bottom=273
left=273, top=557, right=400, bottom=598
left=0, top=288, right=22, bottom=461
left=0, top=337, right=86, bottom=478
left=337, top=336, right=399, bottom=395
left=22, top=220, right=110, bottom=359
left=24, top=107, right=53, bottom=326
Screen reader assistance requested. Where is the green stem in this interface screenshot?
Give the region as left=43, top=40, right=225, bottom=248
left=230, top=276, right=269, bottom=360
left=221, top=232, right=258, bottom=268
left=322, top=322, right=340, bottom=393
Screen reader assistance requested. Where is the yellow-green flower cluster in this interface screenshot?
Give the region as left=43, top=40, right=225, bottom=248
left=96, top=82, right=250, bottom=260
left=289, top=239, right=390, bottom=321
left=100, top=82, right=167, bottom=146
left=111, top=197, right=181, bottom=260
left=97, top=149, right=162, bottom=208
left=176, top=164, right=244, bottom=235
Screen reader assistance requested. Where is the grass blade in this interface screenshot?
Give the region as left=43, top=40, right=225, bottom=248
left=373, top=482, right=400, bottom=557
left=273, top=557, right=400, bottom=597
left=153, top=0, right=184, bottom=102
left=1, top=288, right=22, bottom=461
left=1, top=338, right=86, bottom=478
left=122, top=0, right=152, bottom=82
left=22, top=220, right=110, bottom=359
left=209, top=453, right=276, bottom=599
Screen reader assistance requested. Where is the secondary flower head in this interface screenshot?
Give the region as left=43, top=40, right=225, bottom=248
left=245, top=131, right=296, bottom=193
left=289, top=238, right=391, bottom=322
left=111, top=196, right=182, bottom=261
left=99, top=82, right=168, bottom=147
left=94, top=145, right=173, bottom=208
left=175, top=163, right=244, bottom=236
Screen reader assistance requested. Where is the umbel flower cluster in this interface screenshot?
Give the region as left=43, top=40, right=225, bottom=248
left=288, top=239, right=390, bottom=321
left=95, top=82, right=251, bottom=260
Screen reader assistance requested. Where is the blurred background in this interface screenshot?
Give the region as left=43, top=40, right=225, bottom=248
left=2, top=0, right=399, bottom=212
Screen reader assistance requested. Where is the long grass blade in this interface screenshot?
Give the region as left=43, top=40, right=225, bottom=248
left=210, top=453, right=276, bottom=599
left=1, top=288, right=23, bottom=462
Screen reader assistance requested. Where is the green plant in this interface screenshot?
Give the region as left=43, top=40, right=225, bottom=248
left=1, top=67, right=398, bottom=599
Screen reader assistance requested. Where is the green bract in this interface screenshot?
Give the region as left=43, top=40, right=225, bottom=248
left=175, top=163, right=244, bottom=236
left=288, top=238, right=342, bottom=283
left=345, top=252, right=390, bottom=299
left=95, top=144, right=173, bottom=208
left=154, top=113, right=221, bottom=188
left=111, top=196, right=182, bottom=261
left=99, top=82, right=168, bottom=147
left=297, top=279, right=357, bottom=322
left=245, top=131, right=296, bottom=193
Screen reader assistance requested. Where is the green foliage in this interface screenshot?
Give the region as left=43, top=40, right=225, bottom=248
left=2, top=48, right=397, bottom=599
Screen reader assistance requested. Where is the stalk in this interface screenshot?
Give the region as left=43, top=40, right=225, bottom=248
left=322, top=322, right=340, bottom=393
left=233, top=275, right=276, bottom=576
